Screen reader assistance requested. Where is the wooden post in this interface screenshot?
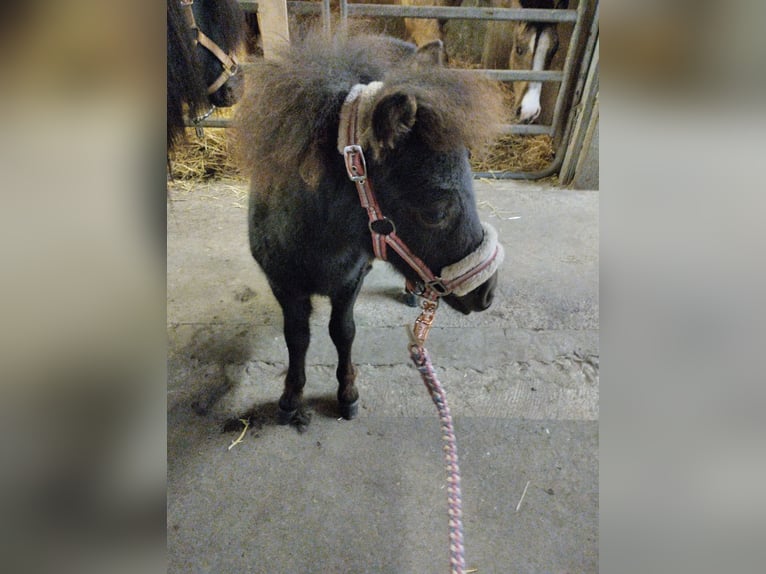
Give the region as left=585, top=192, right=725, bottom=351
left=257, top=0, right=290, bottom=59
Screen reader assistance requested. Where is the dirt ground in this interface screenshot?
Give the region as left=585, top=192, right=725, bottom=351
left=167, top=177, right=598, bottom=573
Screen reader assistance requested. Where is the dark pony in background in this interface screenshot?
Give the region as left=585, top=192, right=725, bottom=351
left=167, top=0, right=245, bottom=150
left=236, top=31, right=505, bottom=428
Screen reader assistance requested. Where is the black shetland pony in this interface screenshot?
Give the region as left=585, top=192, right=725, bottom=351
left=167, top=0, right=245, bottom=149
left=236, top=32, right=506, bottom=427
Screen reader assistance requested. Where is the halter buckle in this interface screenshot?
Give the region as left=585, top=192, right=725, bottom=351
left=426, top=279, right=451, bottom=297
left=343, top=145, right=367, bottom=182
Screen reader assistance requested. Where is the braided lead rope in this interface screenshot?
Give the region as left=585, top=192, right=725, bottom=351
left=409, top=343, right=466, bottom=574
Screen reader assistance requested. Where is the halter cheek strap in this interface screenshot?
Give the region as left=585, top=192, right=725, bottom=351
left=180, top=0, right=240, bottom=96
left=338, top=83, right=504, bottom=301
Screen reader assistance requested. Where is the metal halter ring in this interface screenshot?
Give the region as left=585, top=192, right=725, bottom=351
left=369, top=217, right=396, bottom=236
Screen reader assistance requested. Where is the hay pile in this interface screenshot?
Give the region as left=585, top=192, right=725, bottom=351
left=169, top=117, right=555, bottom=180
left=168, top=108, right=240, bottom=181
left=168, top=77, right=555, bottom=181
left=170, top=125, right=553, bottom=181
left=473, top=133, right=554, bottom=173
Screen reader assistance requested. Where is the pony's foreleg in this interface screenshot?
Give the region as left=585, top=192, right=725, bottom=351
left=329, top=273, right=367, bottom=420
left=276, top=292, right=312, bottom=425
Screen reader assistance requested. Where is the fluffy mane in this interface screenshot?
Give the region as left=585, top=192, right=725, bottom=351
left=235, top=30, right=505, bottom=192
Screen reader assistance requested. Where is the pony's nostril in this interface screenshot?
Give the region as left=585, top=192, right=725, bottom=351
left=473, top=282, right=494, bottom=311
left=482, top=287, right=494, bottom=309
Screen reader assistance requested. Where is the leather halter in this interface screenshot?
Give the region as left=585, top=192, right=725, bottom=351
left=180, top=0, right=240, bottom=95
left=339, top=83, right=504, bottom=302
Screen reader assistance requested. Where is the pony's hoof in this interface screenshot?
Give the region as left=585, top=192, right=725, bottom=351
left=401, top=290, right=419, bottom=308
left=339, top=399, right=359, bottom=420
left=293, top=409, right=312, bottom=431
left=277, top=407, right=298, bottom=426
left=277, top=406, right=312, bottom=431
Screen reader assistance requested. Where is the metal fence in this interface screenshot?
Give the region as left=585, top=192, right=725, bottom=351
left=190, top=0, right=598, bottom=179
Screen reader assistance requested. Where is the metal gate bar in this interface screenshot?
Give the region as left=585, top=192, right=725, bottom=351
left=293, top=2, right=577, bottom=23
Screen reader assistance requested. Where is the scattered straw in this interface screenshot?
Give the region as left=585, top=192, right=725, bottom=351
left=516, top=480, right=531, bottom=512
left=167, top=178, right=248, bottom=205
left=477, top=200, right=521, bottom=221
left=227, top=418, right=250, bottom=450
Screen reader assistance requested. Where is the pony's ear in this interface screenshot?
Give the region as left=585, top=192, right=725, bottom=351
left=370, top=92, right=418, bottom=154
left=554, top=0, right=569, bottom=8
left=414, top=40, right=447, bottom=67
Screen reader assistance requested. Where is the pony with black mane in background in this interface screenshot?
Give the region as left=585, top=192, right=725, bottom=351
left=167, top=0, right=245, bottom=150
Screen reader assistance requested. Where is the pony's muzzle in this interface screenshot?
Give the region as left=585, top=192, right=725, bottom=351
left=209, top=70, right=243, bottom=108
left=443, top=271, right=498, bottom=315
left=516, top=105, right=541, bottom=124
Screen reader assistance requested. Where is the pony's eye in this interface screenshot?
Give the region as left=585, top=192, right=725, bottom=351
left=412, top=190, right=454, bottom=227
left=515, top=44, right=525, bottom=56
left=417, top=205, right=449, bottom=227
left=423, top=209, right=444, bottom=223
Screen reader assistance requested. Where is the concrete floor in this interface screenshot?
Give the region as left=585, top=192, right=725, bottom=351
left=167, top=179, right=598, bottom=573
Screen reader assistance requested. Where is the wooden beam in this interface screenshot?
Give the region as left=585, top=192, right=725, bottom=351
left=257, top=0, right=290, bottom=58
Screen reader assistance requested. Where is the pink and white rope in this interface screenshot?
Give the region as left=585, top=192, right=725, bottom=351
left=409, top=343, right=466, bottom=574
